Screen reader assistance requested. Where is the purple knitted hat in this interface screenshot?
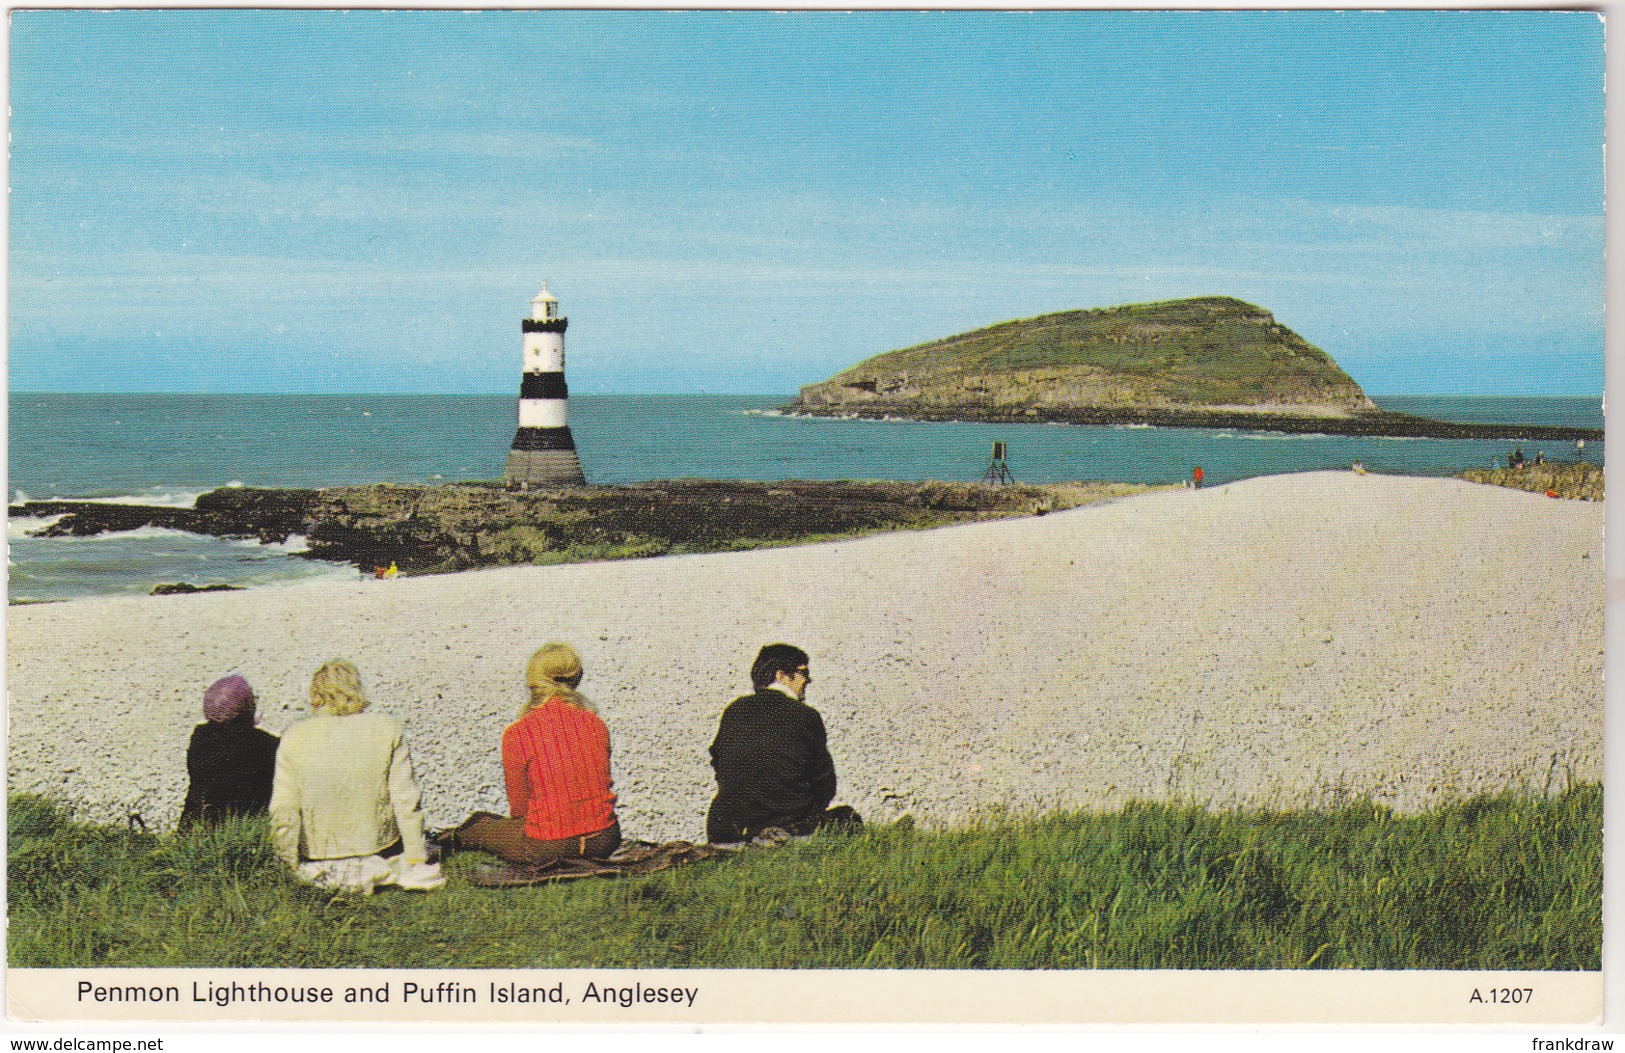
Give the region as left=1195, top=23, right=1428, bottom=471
left=203, top=675, right=254, bottom=723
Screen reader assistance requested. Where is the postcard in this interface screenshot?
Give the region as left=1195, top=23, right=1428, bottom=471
left=5, top=7, right=1607, bottom=1032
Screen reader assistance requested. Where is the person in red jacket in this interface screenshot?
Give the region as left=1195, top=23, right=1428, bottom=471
left=438, top=643, right=621, bottom=863
left=1192, top=466, right=1205, bottom=489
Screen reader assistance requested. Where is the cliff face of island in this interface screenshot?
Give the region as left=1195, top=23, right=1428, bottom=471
left=788, top=296, right=1601, bottom=441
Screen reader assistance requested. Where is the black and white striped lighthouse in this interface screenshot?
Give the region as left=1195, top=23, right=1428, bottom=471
left=504, top=282, right=587, bottom=486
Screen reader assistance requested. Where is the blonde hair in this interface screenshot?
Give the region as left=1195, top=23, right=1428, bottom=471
left=310, top=658, right=369, bottom=716
left=520, top=643, right=594, bottom=716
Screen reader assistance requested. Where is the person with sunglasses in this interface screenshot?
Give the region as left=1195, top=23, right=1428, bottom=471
left=705, top=642, right=861, bottom=845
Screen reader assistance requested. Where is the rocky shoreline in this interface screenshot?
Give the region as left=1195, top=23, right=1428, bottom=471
left=14, top=479, right=1155, bottom=582
left=782, top=403, right=1604, bottom=441
left=20, top=486, right=321, bottom=544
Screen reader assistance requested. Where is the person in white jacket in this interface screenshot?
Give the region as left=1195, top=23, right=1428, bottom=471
left=269, top=658, right=443, bottom=893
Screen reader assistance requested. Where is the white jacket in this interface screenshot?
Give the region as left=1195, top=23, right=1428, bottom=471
left=269, top=710, right=430, bottom=865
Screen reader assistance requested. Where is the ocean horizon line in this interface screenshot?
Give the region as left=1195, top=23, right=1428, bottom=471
left=9, top=390, right=792, bottom=398
left=6, top=390, right=1607, bottom=400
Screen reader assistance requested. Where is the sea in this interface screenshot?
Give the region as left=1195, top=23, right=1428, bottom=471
left=7, top=393, right=1604, bottom=603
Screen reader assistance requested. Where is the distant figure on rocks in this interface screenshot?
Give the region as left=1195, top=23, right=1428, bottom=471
left=1577, top=438, right=1586, bottom=462
left=1192, top=466, right=1205, bottom=489
left=269, top=659, right=443, bottom=893
left=436, top=643, right=622, bottom=865
left=1535, top=451, right=1545, bottom=466
left=179, top=674, right=278, bottom=829
left=706, top=643, right=862, bottom=845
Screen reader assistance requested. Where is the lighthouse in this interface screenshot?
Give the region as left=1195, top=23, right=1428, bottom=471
left=504, top=282, right=587, bottom=487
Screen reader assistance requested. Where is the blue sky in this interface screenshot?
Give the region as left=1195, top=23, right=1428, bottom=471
left=8, top=10, right=1605, bottom=395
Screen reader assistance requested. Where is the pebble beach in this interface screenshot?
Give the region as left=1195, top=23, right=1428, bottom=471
left=6, top=471, right=1604, bottom=842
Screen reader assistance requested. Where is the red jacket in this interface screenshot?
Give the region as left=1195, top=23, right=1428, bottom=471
left=502, top=697, right=618, bottom=841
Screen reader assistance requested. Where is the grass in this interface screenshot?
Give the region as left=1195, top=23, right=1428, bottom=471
left=8, top=785, right=1600, bottom=970
left=1459, top=460, right=1603, bottom=501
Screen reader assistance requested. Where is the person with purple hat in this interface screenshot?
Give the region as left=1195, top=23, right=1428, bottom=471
left=179, top=674, right=279, bottom=829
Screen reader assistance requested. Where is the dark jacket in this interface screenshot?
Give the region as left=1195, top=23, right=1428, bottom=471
left=706, top=687, right=837, bottom=843
left=179, top=719, right=279, bottom=828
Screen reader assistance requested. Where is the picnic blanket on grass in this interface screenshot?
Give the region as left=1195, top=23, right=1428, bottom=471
left=463, top=830, right=797, bottom=887
left=465, top=839, right=725, bottom=887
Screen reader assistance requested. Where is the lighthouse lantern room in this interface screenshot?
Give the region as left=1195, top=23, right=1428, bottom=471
left=504, top=281, right=587, bottom=486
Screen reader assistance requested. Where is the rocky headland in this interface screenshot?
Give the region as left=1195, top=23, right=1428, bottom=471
left=788, top=296, right=1603, bottom=442
left=15, top=479, right=1156, bottom=581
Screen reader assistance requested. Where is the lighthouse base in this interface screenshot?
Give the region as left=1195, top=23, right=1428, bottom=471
left=504, top=449, right=587, bottom=487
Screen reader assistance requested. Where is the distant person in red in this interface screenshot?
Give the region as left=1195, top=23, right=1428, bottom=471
left=438, top=643, right=620, bottom=863
left=1192, top=466, right=1205, bottom=489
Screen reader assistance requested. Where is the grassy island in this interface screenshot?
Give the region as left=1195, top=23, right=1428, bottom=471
left=790, top=297, right=1603, bottom=442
